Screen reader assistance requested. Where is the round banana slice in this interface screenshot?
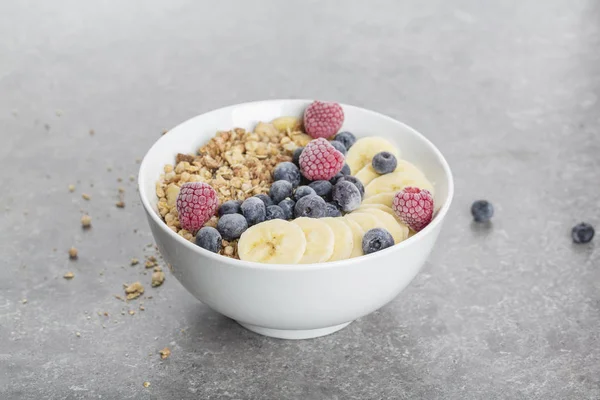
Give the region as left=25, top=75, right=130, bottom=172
left=292, top=218, right=335, bottom=264
left=361, top=192, right=396, bottom=208
left=364, top=169, right=434, bottom=199
left=354, top=159, right=424, bottom=186
left=353, top=207, right=408, bottom=244
left=344, top=212, right=380, bottom=233
left=340, top=218, right=365, bottom=258
left=346, top=137, right=400, bottom=174
left=238, top=219, right=307, bottom=264
left=271, top=116, right=301, bottom=132
left=321, top=217, right=354, bottom=261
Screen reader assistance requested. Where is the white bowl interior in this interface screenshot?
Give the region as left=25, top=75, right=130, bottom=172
left=139, top=100, right=451, bottom=232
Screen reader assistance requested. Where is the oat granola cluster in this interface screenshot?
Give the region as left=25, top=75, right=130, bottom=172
left=155, top=120, right=312, bottom=257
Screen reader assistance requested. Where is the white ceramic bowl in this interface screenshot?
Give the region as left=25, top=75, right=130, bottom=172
left=138, top=100, right=454, bottom=339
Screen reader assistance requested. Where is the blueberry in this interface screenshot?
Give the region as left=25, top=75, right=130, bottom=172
left=572, top=222, right=594, bottom=244
left=218, top=200, right=242, bottom=217
left=471, top=200, right=494, bottom=222
left=362, top=228, right=394, bottom=254
left=216, top=213, right=248, bottom=240
left=337, top=175, right=365, bottom=199
left=292, top=147, right=304, bottom=166
left=329, top=173, right=344, bottom=185
left=309, top=180, right=333, bottom=200
left=333, top=131, right=356, bottom=150
left=195, top=227, right=222, bottom=253
left=273, top=162, right=301, bottom=187
left=372, top=151, right=397, bottom=174
left=330, top=140, right=347, bottom=156
left=326, top=202, right=342, bottom=217
left=266, top=205, right=286, bottom=221
left=340, top=164, right=351, bottom=175
left=294, top=185, right=317, bottom=201
left=270, top=180, right=293, bottom=204
left=254, top=194, right=273, bottom=207
left=294, top=194, right=327, bottom=218
left=241, top=197, right=266, bottom=226
left=278, top=199, right=295, bottom=220
left=332, top=180, right=362, bottom=212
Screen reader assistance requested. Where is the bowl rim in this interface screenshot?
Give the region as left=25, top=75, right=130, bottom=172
left=138, top=99, right=454, bottom=271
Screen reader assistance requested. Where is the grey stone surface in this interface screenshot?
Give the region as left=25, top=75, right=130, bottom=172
left=1, top=0, right=599, bottom=398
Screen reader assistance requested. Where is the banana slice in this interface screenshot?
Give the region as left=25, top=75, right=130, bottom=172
left=361, top=192, right=396, bottom=208
left=355, top=159, right=427, bottom=186
left=292, top=217, right=334, bottom=264
left=321, top=217, right=354, bottom=261
left=271, top=116, right=301, bottom=132
left=344, top=212, right=380, bottom=233
left=353, top=207, right=408, bottom=244
left=238, top=219, right=307, bottom=264
left=346, top=137, right=400, bottom=174
left=364, top=169, right=434, bottom=199
left=340, top=218, right=365, bottom=258
left=358, top=203, right=396, bottom=218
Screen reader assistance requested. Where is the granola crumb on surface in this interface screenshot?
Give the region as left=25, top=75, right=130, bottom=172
left=63, top=272, right=74, bottom=279
left=143, top=382, right=150, bottom=388
left=68, top=184, right=75, bottom=192
left=81, top=193, right=91, bottom=200
left=116, top=201, right=125, bottom=208
left=151, top=267, right=165, bottom=287
left=155, top=122, right=309, bottom=258
left=124, top=282, right=144, bottom=300
left=81, top=214, right=92, bottom=228
left=159, top=347, right=171, bottom=359
left=130, top=258, right=139, bottom=266
left=68, top=247, right=78, bottom=259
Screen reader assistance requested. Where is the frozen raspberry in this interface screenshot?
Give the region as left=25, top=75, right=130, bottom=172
left=176, top=182, right=219, bottom=233
left=299, top=138, right=345, bottom=181
left=303, top=101, right=344, bottom=139
left=392, top=187, right=434, bottom=232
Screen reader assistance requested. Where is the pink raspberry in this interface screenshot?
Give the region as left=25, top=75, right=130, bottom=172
left=175, top=182, right=218, bottom=234
left=299, top=138, right=345, bottom=181
left=392, top=187, right=434, bottom=232
left=303, top=101, right=344, bottom=139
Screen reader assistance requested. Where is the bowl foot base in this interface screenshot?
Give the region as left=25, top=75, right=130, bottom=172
left=237, top=321, right=352, bottom=340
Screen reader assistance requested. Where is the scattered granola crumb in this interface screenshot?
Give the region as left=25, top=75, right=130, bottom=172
left=159, top=347, right=171, bottom=359
left=162, top=129, right=169, bottom=135
left=114, top=295, right=125, bottom=301
left=68, top=184, right=75, bottom=192
left=130, top=258, right=139, bottom=266
left=139, top=304, right=145, bottom=311
left=151, top=268, right=165, bottom=287
left=118, top=187, right=125, bottom=193
left=143, top=382, right=150, bottom=388
left=75, top=332, right=81, bottom=337
left=129, top=175, right=135, bottom=182
left=69, top=247, right=78, bottom=260
left=116, top=201, right=125, bottom=208
left=81, top=214, right=92, bottom=228
left=145, top=256, right=157, bottom=269
left=22, top=299, right=27, bottom=304
left=82, top=193, right=91, bottom=200
left=129, top=310, right=135, bottom=315
left=124, top=282, right=144, bottom=300
left=63, top=272, right=74, bottom=280
left=103, top=312, right=109, bottom=316
left=89, top=129, right=95, bottom=135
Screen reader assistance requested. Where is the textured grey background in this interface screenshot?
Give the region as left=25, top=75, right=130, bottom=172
left=1, top=0, right=599, bottom=399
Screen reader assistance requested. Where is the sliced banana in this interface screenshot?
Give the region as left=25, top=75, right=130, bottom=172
left=364, top=169, right=434, bottom=199
left=271, top=116, right=301, bottom=132
left=340, top=218, right=365, bottom=258
left=361, top=192, right=396, bottom=208
left=353, top=207, right=408, bottom=244
left=321, top=217, right=354, bottom=261
left=354, top=164, right=380, bottom=186
left=358, top=203, right=397, bottom=219
left=346, top=137, right=400, bottom=174
left=238, top=219, right=307, bottom=264
left=292, top=217, right=334, bottom=264
left=344, top=212, right=380, bottom=233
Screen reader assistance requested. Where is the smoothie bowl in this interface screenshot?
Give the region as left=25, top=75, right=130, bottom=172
left=138, top=99, right=454, bottom=339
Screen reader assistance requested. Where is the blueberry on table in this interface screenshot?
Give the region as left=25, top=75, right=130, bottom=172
left=266, top=205, right=286, bottom=221
left=331, top=180, right=361, bottom=212
left=471, top=200, right=494, bottom=222
left=254, top=194, right=273, bottom=207
left=572, top=222, right=594, bottom=244
left=217, top=213, right=248, bottom=241
left=294, top=185, right=317, bottom=201
left=241, top=197, right=266, bottom=226
left=273, top=161, right=301, bottom=188
left=294, top=194, right=327, bottom=218
left=278, top=199, right=296, bottom=220
left=326, top=202, right=342, bottom=217
left=333, top=131, right=356, bottom=150
left=270, top=180, right=293, bottom=204
left=337, top=175, right=365, bottom=199
left=218, top=200, right=242, bottom=217
left=309, top=180, right=333, bottom=200
left=195, top=227, right=222, bottom=253
left=330, top=140, right=347, bottom=156
left=362, top=228, right=394, bottom=254
left=372, top=151, right=397, bottom=174
left=292, top=147, right=304, bottom=166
